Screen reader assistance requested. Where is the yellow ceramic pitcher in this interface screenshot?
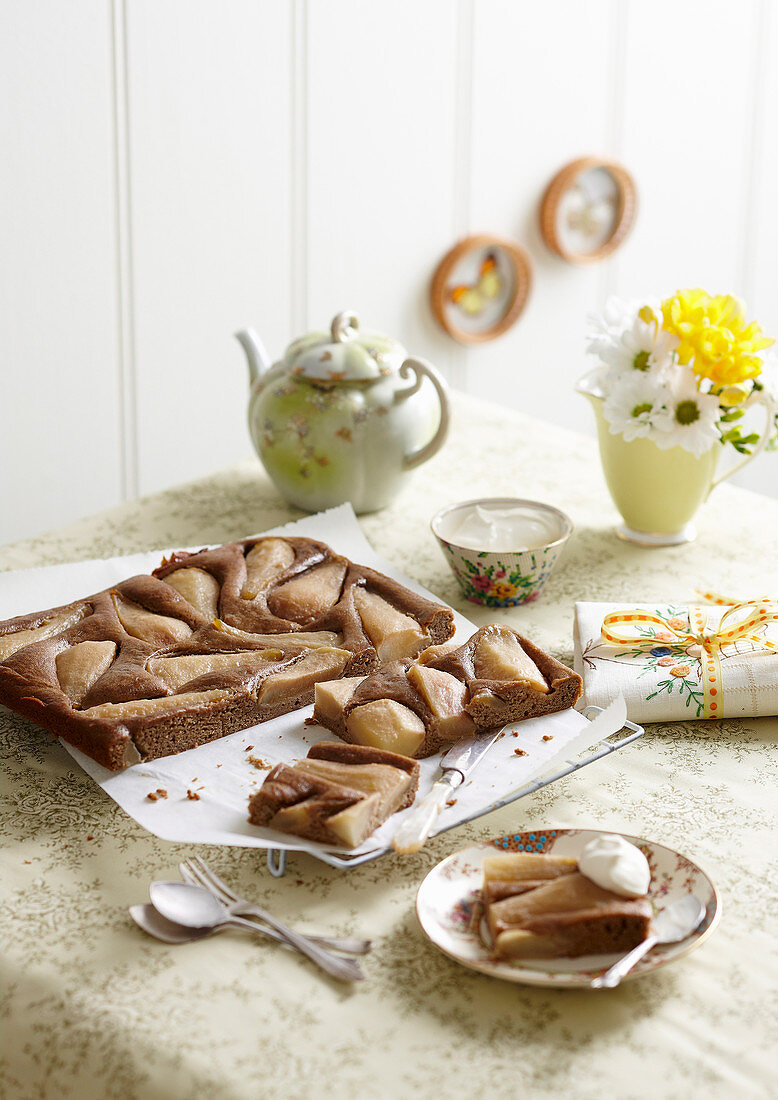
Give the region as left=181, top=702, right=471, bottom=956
left=577, top=373, right=775, bottom=545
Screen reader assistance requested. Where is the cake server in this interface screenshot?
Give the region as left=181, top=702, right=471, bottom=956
left=392, top=724, right=509, bottom=854
left=392, top=696, right=629, bottom=855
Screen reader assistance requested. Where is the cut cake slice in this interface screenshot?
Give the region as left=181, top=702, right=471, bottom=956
left=311, top=623, right=582, bottom=758
left=247, top=741, right=420, bottom=848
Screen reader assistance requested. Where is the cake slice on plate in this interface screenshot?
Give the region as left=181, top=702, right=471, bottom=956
left=481, top=849, right=652, bottom=959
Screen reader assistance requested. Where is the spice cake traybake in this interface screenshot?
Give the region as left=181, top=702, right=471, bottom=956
left=248, top=741, right=420, bottom=849
left=311, top=624, right=583, bottom=758
left=0, top=536, right=454, bottom=771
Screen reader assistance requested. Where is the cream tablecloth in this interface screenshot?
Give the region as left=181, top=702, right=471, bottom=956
left=2, top=393, right=777, bottom=1099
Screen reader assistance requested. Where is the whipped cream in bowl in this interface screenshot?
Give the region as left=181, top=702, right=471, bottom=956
left=430, top=497, right=573, bottom=608
left=578, top=833, right=651, bottom=898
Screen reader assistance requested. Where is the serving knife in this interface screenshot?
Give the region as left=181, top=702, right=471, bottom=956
left=392, top=725, right=509, bottom=854
left=391, top=695, right=628, bottom=855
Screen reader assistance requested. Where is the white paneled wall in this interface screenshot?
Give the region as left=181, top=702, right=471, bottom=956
left=2, top=0, right=776, bottom=545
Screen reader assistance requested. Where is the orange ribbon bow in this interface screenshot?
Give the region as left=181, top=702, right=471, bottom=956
left=601, top=595, right=778, bottom=718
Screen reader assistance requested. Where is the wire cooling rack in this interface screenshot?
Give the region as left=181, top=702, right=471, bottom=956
left=263, top=705, right=644, bottom=876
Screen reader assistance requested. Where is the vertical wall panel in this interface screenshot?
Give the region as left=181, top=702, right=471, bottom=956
left=617, top=0, right=757, bottom=296
left=126, top=0, right=292, bottom=495
left=751, top=0, right=778, bottom=348
left=0, top=0, right=122, bottom=543
left=305, top=0, right=460, bottom=378
left=617, top=0, right=773, bottom=495
left=466, top=0, right=617, bottom=437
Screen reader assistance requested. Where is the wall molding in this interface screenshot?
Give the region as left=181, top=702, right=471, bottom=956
left=110, top=0, right=138, bottom=501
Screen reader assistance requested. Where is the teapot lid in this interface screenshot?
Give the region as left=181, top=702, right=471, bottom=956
left=283, top=311, right=406, bottom=381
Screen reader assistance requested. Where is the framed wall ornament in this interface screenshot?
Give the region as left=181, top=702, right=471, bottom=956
left=540, top=157, right=637, bottom=263
left=430, top=233, right=533, bottom=344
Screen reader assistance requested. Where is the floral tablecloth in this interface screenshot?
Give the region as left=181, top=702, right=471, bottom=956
left=2, top=392, right=777, bottom=1099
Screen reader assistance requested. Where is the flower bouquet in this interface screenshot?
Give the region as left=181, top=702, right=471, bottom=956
left=578, top=289, right=776, bottom=544
left=585, top=289, right=776, bottom=457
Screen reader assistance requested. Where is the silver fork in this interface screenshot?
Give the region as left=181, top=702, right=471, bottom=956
left=179, top=857, right=372, bottom=956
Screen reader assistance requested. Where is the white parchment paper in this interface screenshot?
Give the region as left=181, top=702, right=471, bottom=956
left=0, top=505, right=606, bottom=858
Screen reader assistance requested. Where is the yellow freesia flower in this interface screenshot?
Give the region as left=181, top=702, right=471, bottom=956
left=660, top=288, right=774, bottom=386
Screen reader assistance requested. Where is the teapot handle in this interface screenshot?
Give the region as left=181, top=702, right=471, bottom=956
left=709, top=390, right=776, bottom=492
left=395, top=357, right=451, bottom=470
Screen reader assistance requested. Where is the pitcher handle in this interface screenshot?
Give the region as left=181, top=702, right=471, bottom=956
left=710, top=390, right=776, bottom=492
left=394, top=357, right=451, bottom=470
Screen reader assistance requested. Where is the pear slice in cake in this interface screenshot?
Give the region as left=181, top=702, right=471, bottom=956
left=241, top=538, right=296, bottom=599
left=267, top=560, right=347, bottom=624
left=352, top=588, right=429, bottom=661
left=164, top=567, right=220, bottom=621
left=345, top=698, right=426, bottom=757
left=407, top=663, right=475, bottom=743
left=474, top=626, right=548, bottom=692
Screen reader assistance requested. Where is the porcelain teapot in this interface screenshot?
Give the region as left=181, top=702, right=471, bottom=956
left=236, top=311, right=450, bottom=514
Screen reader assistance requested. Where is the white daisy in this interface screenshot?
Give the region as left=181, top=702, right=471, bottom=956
left=585, top=296, right=640, bottom=357
left=652, top=364, right=721, bottom=457
left=598, top=311, right=678, bottom=385
left=603, top=371, right=672, bottom=442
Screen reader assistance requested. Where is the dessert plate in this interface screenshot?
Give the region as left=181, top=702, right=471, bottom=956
left=415, top=828, right=720, bottom=989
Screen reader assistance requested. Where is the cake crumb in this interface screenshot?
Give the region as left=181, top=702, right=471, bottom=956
left=24, top=860, right=31, bottom=864
left=512, top=731, right=520, bottom=737
left=445, top=799, right=457, bottom=808
left=186, top=789, right=200, bottom=801
left=542, top=735, right=554, bottom=742
left=146, top=791, right=158, bottom=801
left=513, top=748, right=528, bottom=757
left=244, top=746, right=253, bottom=752
left=248, top=755, right=271, bottom=770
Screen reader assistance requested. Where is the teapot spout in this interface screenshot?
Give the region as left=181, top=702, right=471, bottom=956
left=235, top=328, right=272, bottom=387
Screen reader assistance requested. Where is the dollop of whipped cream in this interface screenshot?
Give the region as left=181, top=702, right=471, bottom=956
left=578, top=834, right=650, bottom=898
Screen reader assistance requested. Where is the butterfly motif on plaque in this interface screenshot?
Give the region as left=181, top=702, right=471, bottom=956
left=431, top=235, right=532, bottom=344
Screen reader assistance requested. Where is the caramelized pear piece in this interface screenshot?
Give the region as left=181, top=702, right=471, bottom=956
left=346, top=698, right=426, bottom=756
left=242, top=539, right=295, bottom=599
left=407, top=663, right=475, bottom=742
left=113, top=594, right=193, bottom=646
left=56, top=641, right=117, bottom=705
left=266, top=560, right=347, bottom=624
left=258, top=647, right=350, bottom=707
left=313, top=676, right=364, bottom=725
left=164, top=568, right=220, bottom=620
left=482, top=852, right=577, bottom=884
left=474, top=627, right=548, bottom=692
left=0, top=605, right=88, bottom=661
left=213, top=620, right=342, bottom=649
left=352, top=588, right=429, bottom=661
left=295, top=758, right=410, bottom=801
left=269, top=792, right=359, bottom=839
left=148, top=650, right=283, bottom=692
left=83, top=688, right=230, bottom=720
left=324, top=794, right=382, bottom=848
left=416, top=639, right=461, bottom=665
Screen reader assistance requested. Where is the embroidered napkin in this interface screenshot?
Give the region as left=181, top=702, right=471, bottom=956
left=574, top=599, right=778, bottom=721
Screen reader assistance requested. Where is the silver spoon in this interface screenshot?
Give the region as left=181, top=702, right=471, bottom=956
left=130, top=901, right=368, bottom=954
left=131, top=903, right=216, bottom=945
left=590, top=894, right=706, bottom=989
left=149, top=881, right=365, bottom=983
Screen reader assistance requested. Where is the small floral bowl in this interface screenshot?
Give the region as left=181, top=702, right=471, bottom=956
left=431, top=498, right=573, bottom=607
